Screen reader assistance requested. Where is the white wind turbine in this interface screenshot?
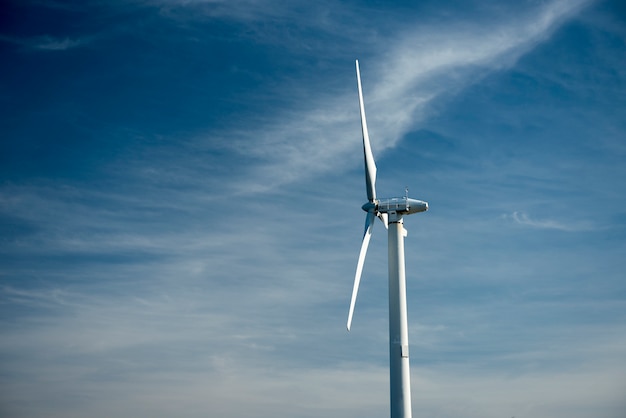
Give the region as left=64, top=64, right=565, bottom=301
left=347, top=60, right=428, bottom=418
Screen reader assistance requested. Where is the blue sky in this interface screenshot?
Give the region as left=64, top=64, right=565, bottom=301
left=1, top=0, right=625, bottom=417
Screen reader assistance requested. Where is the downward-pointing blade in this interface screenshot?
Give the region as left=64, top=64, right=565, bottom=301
left=347, top=210, right=376, bottom=331
left=356, top=60, right=377, bottom=202
left=378, top=212, right=388, bottom=229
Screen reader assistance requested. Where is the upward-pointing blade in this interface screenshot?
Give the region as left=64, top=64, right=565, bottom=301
left=347, top=210, right=376, bottom=331
left=356, top=60, right=377, bottom=202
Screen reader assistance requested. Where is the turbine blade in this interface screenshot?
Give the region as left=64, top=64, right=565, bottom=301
left=356, top=60, right=377, bottom=202
left=378, top=212, right=388, bottom=229
left=347, top=211, right=376, bottom=331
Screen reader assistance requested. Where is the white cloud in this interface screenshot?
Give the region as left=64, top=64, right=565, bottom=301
left=34, top=36, right=87, bottom=50
left=0, top=34, right=90, bottom=51
left=2, top=280, right=625, bottom=418
left=412, top=360, right=626, bottom=418
left=203, top=0, right=596, bottom=194
left=506, top=211, right=596, bottom=231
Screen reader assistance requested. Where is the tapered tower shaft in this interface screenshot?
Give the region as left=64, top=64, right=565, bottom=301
left=388, top=214, right=412, bottom=418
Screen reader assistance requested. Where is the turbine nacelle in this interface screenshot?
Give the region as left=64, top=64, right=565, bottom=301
left=362, top=197, right=428, bottom=215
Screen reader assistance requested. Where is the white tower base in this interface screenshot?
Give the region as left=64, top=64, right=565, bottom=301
left=388, top=213, right=412, bottom=418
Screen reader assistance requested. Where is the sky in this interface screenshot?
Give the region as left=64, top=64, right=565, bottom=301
left=1, top=0, right=625, bottom=417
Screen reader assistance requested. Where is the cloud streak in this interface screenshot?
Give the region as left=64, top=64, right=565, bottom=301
left=506, top=211, right=596, bottom=231
left=201, top=0, right=596, bottom=194
left=0, top=34, right=91, bottom=51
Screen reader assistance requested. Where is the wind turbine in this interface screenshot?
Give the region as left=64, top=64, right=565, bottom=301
left=347, top=60, right=428, bottom=418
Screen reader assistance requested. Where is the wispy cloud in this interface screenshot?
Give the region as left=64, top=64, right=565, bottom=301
left=33, top=35, right=87, bottom=50
left=199, top=0, right=595, bottom=193
left=0, top=34, right=90, bottom=51
left=2, top=278, right=624, bottom=418
left=506, top=211, right=596, bottom=231
left=373, top=0, right=594, bottom=124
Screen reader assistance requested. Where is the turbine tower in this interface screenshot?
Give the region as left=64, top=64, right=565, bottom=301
left=347, top=60, right=428, bottom=418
